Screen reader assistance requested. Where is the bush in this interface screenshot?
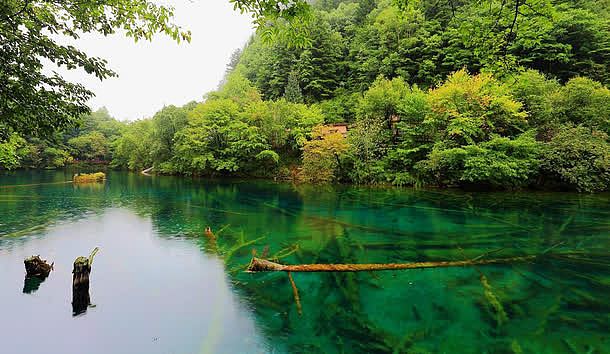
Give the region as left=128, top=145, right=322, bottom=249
left=0, top=134, right=26, bottom=170
left=43, top=147, right=73, bottom=168
left=508, top=70, right=559, bottom=129
left=300, top=126, right=349, bottom=183
left=553, top=77, right=610, bottom=135
left=74, top=172, right=106, bottom=183
left=541, top=125, right=610, bottom=192
left=416, top=133, right=543, bottom=189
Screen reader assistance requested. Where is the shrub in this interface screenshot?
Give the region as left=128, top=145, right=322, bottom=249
left=301, top=126, right=349, bottom=183
left=73, top=172, right=106, bottom=183
left=416, top=133, right=543, bottom=189
left=541, top=125, right=610, bottom=192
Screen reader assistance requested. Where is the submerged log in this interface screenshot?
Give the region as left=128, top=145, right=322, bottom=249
left=24, top=255, right=53, bottom=278
left=247, top=255, right=538, bottom=273
left=72, top=247, right=99, bottom=316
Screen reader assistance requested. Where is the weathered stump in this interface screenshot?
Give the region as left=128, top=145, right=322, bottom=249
left=23, top=255, right=53, bottom=294
left=24, top=255, right=53, bottom=278
left=72, top=247, right=99, bottom=316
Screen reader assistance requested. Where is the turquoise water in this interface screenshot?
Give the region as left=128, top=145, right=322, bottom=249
left=0, top=171, right=608, bottom=353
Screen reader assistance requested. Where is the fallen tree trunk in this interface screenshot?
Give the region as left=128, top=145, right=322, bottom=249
left=247, top=255, right=538, bottom=273
left=141, top=166, right=154, bottom=176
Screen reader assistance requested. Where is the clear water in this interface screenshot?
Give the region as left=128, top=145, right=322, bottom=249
left=0, top=170, right=608, bottom=354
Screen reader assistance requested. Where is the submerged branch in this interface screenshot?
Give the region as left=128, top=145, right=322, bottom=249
left=287, top=272, right=303, bottom=315
left=246, top=255, right=538, bottom=273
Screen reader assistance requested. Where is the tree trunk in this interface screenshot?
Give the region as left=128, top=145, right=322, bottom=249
left=247, top=255, right=538, bottom=273
left=141, top=166, right=154, bottom=175
left=72, top=247, right=99, bottom=316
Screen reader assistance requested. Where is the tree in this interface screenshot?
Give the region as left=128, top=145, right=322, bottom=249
left=0, top=134, right=26, bottom=170
left=230, top=0, right=313, bottom=46
left=174, top=99, right=267, bottom=174
left=284, top=71, right=304, bottom=103
left=553, top=77, right=610, bottom=135
left=347, top=76, right=418, bottom=184
left=42, top=147, right=73, bottom=168
left=150, top=105, right=189, bottom=169
left=541, top=126, right=610, bottom=192
left=218, top=48, right=244, bottom=89
left=424, top=69, right=527, bottom=147
left=301, top=125, right=349, bottom=183
left=112, top=120, right=153, bottom=170
left=0, top=0, right=189, bottom=139
left=508, top=70, right=560, bottom=133
left=68, top=131, right=109, bottom=161
left=244, top=99, right=323, bottom=152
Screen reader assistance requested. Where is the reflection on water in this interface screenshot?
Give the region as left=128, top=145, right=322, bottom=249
left=0, top=170, right=609, bottom=353
left=0, top=203, right=268, bottom=353
left=23, top=275, right=48, bottom=294
left=72, top=277, right=91, bottom=317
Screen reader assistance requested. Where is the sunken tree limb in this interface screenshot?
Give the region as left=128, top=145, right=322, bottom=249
left=247, top=255, right=538, bottom=273
left=287, top=272, right=303, bottom=315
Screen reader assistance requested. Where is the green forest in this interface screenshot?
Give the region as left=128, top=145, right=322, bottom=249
left=1, top=0, right=609, bottom=191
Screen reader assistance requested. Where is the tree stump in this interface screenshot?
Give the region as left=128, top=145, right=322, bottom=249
left=23, top=255, right=53, bottom=294
left=24, top=255, right=53, bottom=278
left=72, top=247, right=99, bottom=316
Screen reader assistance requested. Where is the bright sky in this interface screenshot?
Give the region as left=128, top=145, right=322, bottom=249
left=59, top=0, right=254, bottom=121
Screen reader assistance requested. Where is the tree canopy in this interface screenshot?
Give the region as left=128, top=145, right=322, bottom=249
left=0, top=0, right=190, bottom=138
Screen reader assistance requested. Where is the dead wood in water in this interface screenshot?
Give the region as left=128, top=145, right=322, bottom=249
left=72, top=247, right=99, bottom=316
left=23, top=255, right=54, bottom=293
left=141, top=166, right=154, bottom=176
left=247, top=255, right=538, bottom=273
left=24, top=255, right=54, bottom=278
left=287, top=272, right=303, bottom=315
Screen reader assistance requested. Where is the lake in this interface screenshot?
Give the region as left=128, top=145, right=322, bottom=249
left=0, top=170, right=608, bottom=353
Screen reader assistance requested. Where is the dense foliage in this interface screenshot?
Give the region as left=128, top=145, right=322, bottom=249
left=0, top=0, right=189, bottom=139
left=1, top=0, right=609, bottom=192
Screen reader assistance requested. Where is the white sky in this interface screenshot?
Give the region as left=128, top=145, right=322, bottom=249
left=59, top=0, right=254, bottom=121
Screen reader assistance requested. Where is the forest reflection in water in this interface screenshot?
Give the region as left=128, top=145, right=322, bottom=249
left=0, top=170, right=608, bottom=353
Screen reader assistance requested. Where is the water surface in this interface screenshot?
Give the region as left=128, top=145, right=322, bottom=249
left=1, top=171, right=609, bottom=353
